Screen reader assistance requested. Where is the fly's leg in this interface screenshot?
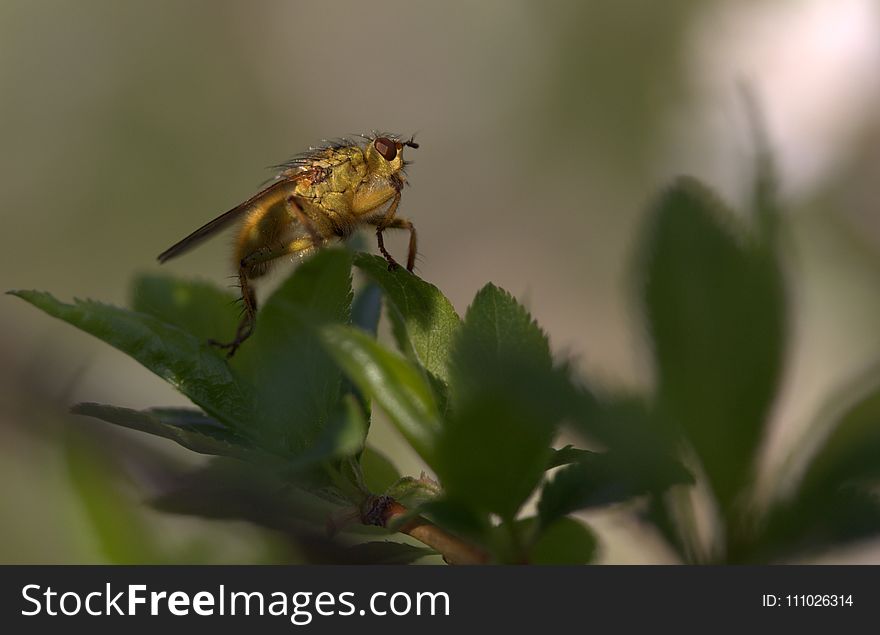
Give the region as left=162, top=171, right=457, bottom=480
left=372, top=191, right=416, bottom=272
left=286, top=196, right=324, bottom=247
left=209, top=236, right=315, bottom=357
left=375, top=229, right=399, bottom=271
left=372, top=215, right=417, bottom=272
left=208, top=267, right=257, bottom=357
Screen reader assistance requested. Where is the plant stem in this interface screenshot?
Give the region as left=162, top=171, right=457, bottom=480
left=362, top=496, right=489, bottom=565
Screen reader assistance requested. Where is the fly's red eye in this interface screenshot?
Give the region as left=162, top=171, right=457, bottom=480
left=374, top=137, right=398, bottom=161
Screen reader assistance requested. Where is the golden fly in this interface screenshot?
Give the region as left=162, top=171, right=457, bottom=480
left=157, top=133, right=419, bottom=356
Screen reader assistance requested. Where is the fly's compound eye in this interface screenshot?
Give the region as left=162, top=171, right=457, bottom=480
left=374, top=137, right=398, bottom=162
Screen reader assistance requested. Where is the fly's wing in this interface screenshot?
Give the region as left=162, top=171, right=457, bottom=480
left=156, top=177, right=301, bottom=263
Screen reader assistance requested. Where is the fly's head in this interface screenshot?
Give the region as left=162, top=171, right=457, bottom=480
left=364, top=133, right=419, bottom=184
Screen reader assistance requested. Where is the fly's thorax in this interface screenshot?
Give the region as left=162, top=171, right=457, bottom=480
left=294, top=146, right=366, bottom=200
left=350, top=174, right=399, bottom=217
left=288, top=135, right=413, bottom=219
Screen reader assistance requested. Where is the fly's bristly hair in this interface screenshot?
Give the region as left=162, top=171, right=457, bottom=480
left=400, top=159, right=414, bottom=180
left=271, top=140, right=355, bottom=176
left=270, top=131, right=415, bottom=181
left=356, top=130, right=401, bottom=142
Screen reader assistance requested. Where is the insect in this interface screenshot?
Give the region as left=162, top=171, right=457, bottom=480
left=157, top=132, right=419, bottom=357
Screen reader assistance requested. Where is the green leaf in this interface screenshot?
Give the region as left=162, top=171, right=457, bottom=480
left=734, top=485, right=880, bottom=563
left=64, top=425, right=163, bottom=563
left=547, top=445, right=596, bottom=470
left=436, top=284, right=563, bottom=519
left=525, top=517, right=597, bottom=565
left=320, top=324, right=442, bottom=466
left=9, top=289, right=255, bottom=435
left=538, top=451, right=694, bottom=528
left=151, top=458, right=351, bottom=532
left=347, top=281, right=384, bottom=419
left=450, top=283, right=553, bottom=394
left=343, top=541, right=435, bottom=564
left=359, top=446, right=401, bottom=494
left=71, top=403, right=258, bottom=461
left=641, top=491, right=692, bottom=563
left=641, top=177, right=786, bottom=510
left=284, top=394, right=369, bottom=471
left=729, top=372, right=880, bottom=561
left=129, top=273, right=240, bottom=343
left=235, top=248, right=353, bottom=456
left=353, top=253, right=461, bottom=386
left=351, top=281, right=383, bottom=337
left=489, top=516, right=597, bottom=564
left=418, top=499, right=492, bottom=546
left=567, top=394, right=699, bottom=562
left=437, top=392, right=556, bottom=520
left=565, top=388, right=673, bottom=455
left=801, top=377, right=880, bottom=492
left=384, top=474, right=442, bottom=508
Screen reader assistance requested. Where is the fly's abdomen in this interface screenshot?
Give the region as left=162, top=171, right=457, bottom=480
left=235, top=200, right=290, bottom=278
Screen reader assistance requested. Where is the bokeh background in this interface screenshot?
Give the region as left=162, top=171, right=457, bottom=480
left=2, top=0, right=879, bottom=563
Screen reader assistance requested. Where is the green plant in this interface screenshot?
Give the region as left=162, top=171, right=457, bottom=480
left=12, top=168, right=880, bottom=564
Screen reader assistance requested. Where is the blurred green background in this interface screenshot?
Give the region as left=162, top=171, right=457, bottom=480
left=2, top=0, right=879, bottom=563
